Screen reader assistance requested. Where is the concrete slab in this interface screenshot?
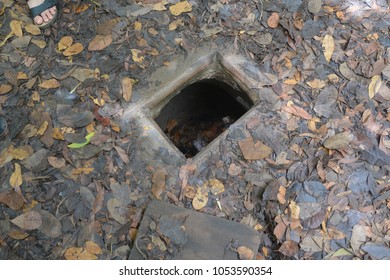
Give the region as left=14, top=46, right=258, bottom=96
left=129, top=200, right=260, bottom=260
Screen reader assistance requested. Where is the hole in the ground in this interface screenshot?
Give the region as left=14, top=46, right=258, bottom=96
left=154, top=79, right=253, bottom=158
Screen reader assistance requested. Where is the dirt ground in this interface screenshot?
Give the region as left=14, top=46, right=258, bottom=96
left=0, top=0, right=390, bottom=260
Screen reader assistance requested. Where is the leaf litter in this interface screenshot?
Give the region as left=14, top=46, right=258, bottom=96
left=0, top=0, right=389, bottom=260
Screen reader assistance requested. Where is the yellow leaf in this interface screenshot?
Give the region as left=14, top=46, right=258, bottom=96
left=64, top=247, right=97, bottom=260
left=52, top=128, right=65, bottom=140
left=368, top=75, right=381, bottom=99
left=134, top=21, right=142, bottom=31
left=322, top=34, right=334, bottom=62
left=36, top=121, right=48, bottom=136
left=192, top=187, right=208, bottom=210
left=283, top=78, right=298, bottom=85
left=207, top=179, right=225, bottom=195
left=289, top=200, right=300, bottom=219
left=10, top=163, right=23, bottom=189
left=63, top=43, right=84, bottom=56
left=121, top=77, right=134, bottom=102
left=93, top=97, right=105, bottom=106
left=85, top=241, right=102, bottom=255
left=39, top=79, right=60, bottom=89
left=32, top=39, right=46, bottom=49
left=72, top=167, right=94, bottom=175
left=10, top=20, right=23, bottom=37
left=58, top=36, right=73, bottom=51
left=0, top=84, right=12, bottom=95
left=9, top=145, right=33, bottom=160
left=17, top=72, right=28, bottom=80
left=153, top=2, right=167, bottom=11
left=307, top=79, right=326, bottom=89
left=169, top=18, right=183, bottom=31
left=24, top=23, right=41, bottom=35
left=88, top=34, right=113, bottom=51
left=169, top=1, right=192, bottom=16
left=131, top=49, right=144, bottom=63
left=237, top=246, right=255, bottom=260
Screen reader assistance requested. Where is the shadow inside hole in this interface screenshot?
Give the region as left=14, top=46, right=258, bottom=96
left=154, top=79, right=253, bottom=158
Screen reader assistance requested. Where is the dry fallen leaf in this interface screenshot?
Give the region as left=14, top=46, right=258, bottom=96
left=237, top=246, right=255, bottom=260
left=0, top=191, right=24, bottom=210
left=85, top=241, right=102, bottom=255
left=207, top=179, right=225, bottom=195
left=267, top=12, right=280, bottom=28
left=151, top=168, right=167, bottom=200
left=131, top=49, right=145, bottom=63
left=322, top=34, right=334, bottom=62
left=238, top=137, right=273, bottom=160
left=170, top=1, right=192, bottom=16
left=323, top=132, right=354, bottom=150
left=192, top=187, right=209, bottom=210
left=58, top=36, right=73, bottom=51
left=9, top=163, right=22, bottom=189
left=10, top=20, right=23, bottom=37
left=39, top=79, right=60, bottom=89
left=368, top=75, right=381, bottom=99
left=11, top=211, right=42, bottom=230
left=121, top=77, right=134, bottom=102
left=277, top=186, right=286, bottom=204
left=0, top=84, right=12, bottom=95
left=307, top=79, right=326, bottom=89
left=64, top=247, right=98, bottom=260
left=278, top=240, right=299, bottom=257
left=88, top=34, right=113, bottom=51
left=48, top=156, right=66, bottom=168
left=25, top=23, right=41, bottom=35
left=63, top=43, right=84, bottom=56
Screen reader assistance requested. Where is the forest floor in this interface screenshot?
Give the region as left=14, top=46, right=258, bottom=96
left=0, top=0, right=390, bottom=260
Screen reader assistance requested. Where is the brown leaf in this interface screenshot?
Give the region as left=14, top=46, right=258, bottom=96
left=85, top=241, right=102, bottom=255
left=38, top=210, right=62, bottom=238
left=10, top=20, right=23, bottom=37
left=228, top=163, right=242, bottom=176
left=58, top=36, right=73, bottom=51
left=0, top=191, right=24, bottom=210
left=237, top=246, right=255, bottom=260
left=63, top=43, right=84, bottom=56
left=0, top=84, right=12, bottom=95
left=151, top=168, right=167, bottom=200
left=238, top=137, right=273, bottom=160
left=11, top=211, right=42, bottom=230
left=113, top=146, right=130, bottom=164
left=8, top=230, right=29, bottom=240
left=64, top=247, right=98, bottom=260
left=278, top=240, right=299, bottom=257
left=277, top=186, right=286, bottom=204
left=88, top=34, right=113, bottom=51
left=92, top=182, right=105, bottom=214
left=121, top=77, right=134, bottom=102
left=273, top=220, right=287, bottom=241
left=281, top=104, right=312, bottom=120
left=47, top=156, right=66, bottom=168
left=323, top=132, right=354, bottom=150
left=107, top=198, right=128, bottom=224
left=39, top=79, right=60, bottom=89
left=267, top=12, right=280, bottom=28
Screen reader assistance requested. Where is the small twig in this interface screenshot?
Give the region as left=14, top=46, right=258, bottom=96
left=134, top=234, right=147, bottom=259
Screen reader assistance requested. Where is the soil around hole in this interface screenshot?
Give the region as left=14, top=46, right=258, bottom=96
left=154, top=79, right=252, bottom=158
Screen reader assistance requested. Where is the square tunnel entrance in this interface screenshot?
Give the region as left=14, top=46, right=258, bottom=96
left=154, top=79, right=254, bottom=158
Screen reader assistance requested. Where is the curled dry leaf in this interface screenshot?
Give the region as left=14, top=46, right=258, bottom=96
left=10, top=20, right=23, bottom=37
left=11, top=211, right=42, bottom=230
left=0, top=84, right=12, bottom=95
left=237, top=246, right=255, bottom=260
